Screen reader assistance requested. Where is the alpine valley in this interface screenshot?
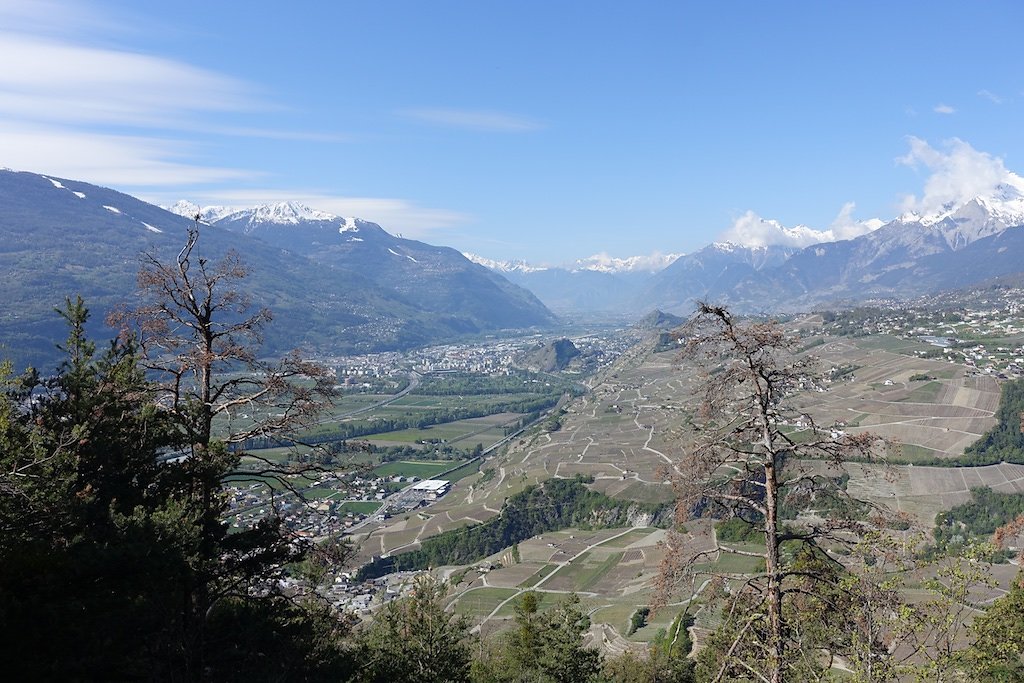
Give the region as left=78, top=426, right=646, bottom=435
left=4, top=166, right=1024, bottom=370
left=0, top=169, right=554, bottom=369
left=471, top=176, right=1024, bottom=317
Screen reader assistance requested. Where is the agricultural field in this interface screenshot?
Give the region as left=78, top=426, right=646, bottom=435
left=362, top=412, right=522, bottom=448
left=372, top=460, right=456, bottom=479
left=443, top=523, right=718, bottom=651
left=803, top=337, right=1001, bottom=461
left=354, top=329, right=1007, bottom=563
left=345, top=328, right=1021, bottom=648
left=338, top=501, right=381, bottom=515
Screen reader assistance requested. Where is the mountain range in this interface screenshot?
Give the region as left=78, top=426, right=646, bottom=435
left=4, top=166, right=1024, bottom=369
left=464, top=252, right=679, bottom=315
left=167, top=200, right=554, bottom=333
left=0, top=170, right=554, bottom=370
left=470, top=179, right=1024, bottom=315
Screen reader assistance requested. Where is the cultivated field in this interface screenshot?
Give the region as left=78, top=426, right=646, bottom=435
left=347, top=330, right=1019, bottom=645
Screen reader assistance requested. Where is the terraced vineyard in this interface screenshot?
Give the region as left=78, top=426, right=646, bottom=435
left=347, top=328, right=1023, bottom=651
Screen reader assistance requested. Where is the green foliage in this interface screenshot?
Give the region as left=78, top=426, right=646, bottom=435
left=544, top=408, right=567, bottom=432
left=358, top=476, right=668, bottom=579
left=964, top=576, right=1024, bottom=681
left=356, top=576, right=473, bottom=683
left=605, top=611, right=696, bottom=682
left=934, top=487, right=1024, bottom=558
left=714, top=517, right=761, bottom=542
left=473, top=592, right=602, bottom=683
left=962, top=378, right=1024, bottom=464
left=627, top=606, right=650, bottom=635
left=0, top=298, right=347, bottom=679
left=0, top=301, right=182, bottom=678
left=204, top=597, right=354, bottom=681
left=653, top=330, right=686, bottom=353
left=779, top=473, right=869, bottom=521
left=478, top=466, right=497, bottom=485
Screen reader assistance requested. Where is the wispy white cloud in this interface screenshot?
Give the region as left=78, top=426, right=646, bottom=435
left=828, top=202, right=885, bottom=240
left=977, top=89, right=1003, bottom=104
left=0, top=3, right=340, bottom=186
left=148, top=188, right=469, bottom=237
left=0, top=33, right=260, bottom=126
left=718, top=211, right=824, bottom=248
left=400, top=107, right=543, bottom=132
left=896, top=136, right=1019, bottom=215
left=933, top=103, right=956, bottom=115
left=0, top=0, right=118, bottom=39
left=0, top=122, right=258, bottom=186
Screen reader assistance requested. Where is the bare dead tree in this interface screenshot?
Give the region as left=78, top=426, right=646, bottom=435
left=657, top=303, right=892, bottom=683
left=111, top=222, right=334, bottom=453
left=108, top=220, right=338, bottom=677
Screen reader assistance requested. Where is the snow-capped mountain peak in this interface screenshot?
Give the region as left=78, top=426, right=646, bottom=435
left=901, top=171, right=1024, bottom=227
left=570, top=252, right=682, bottom=273
left=167, top=199, right=200, bottom=218
left=167, top=200, right=338, bottom=226
left=165, top=200, right=240, bottom=224
left=893, top=176, right=1024, bottom=249
left=463, top=253, right=548, bottom=273
left=238, top=201, right=336, bottom=224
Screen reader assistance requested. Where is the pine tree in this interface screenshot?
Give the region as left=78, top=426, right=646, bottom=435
left=109, top=221, right=338, bottom=677
left=357, top=576, right=474, bottom=682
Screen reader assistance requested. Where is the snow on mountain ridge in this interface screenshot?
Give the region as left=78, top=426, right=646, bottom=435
left=166, top=200, right=240, bottom=223
left=463, top=253, right=549, bottom=273
left=570, top=252, right=681, bottom=273
left=890, top=178, right=1024, bottom=251
left=167, top=200, right=338, bottom=225
left=227, top=201, right=336, bottom=225
left=465, top=251, right=681, bottom=274
left=167, top=199, right=200, bottom=217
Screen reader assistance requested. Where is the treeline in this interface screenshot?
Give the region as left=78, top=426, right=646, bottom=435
left=358, top=578, right=695, bottom=683
left=242, top=394, right=561, bottom=450
left=850, top=377, right=1024, bottom=468
left=1, top=300, right=353, bottom=680
left=934, top=486, right=1024, bottom=553
left=358, top=476, right=667, bottom=580
left=961, top=377, right=1024, bottom=464
left=289, top=441, right=472, bottom=467
left=414, top=372, right=573, bottom=396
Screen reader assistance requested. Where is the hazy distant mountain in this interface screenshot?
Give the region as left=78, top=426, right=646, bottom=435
left=468, top=170, right=1024, bottom=317
left=627, top=179, right=1024, bottom=314
left=0, top=170, right=555, bottom=370
left=175, top=202, right=557, bottom=331
left=464, top=252, right=679, bottom=315
left=634, top=242, right=799, bottom=314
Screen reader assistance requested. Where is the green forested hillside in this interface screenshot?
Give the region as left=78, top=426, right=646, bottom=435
left=357, top=476, right=667, bottom=580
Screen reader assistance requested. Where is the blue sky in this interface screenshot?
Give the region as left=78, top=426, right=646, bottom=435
left=2, top=0, right=1023, bottom=263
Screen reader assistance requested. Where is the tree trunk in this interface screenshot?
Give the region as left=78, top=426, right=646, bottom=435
left=764, top=457, right=784, bottom=683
